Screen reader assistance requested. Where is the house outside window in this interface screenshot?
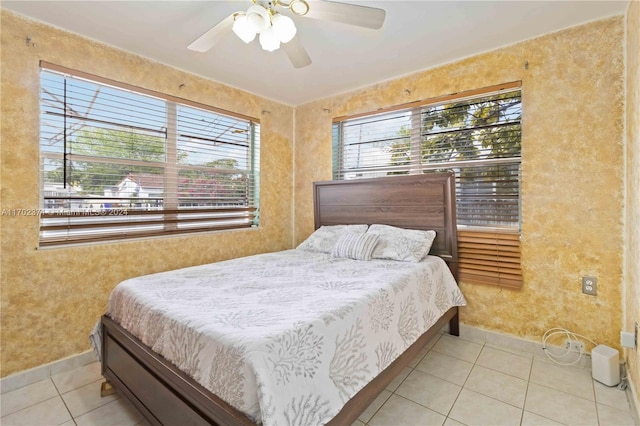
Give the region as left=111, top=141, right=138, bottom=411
left=39, top=63, right=260, bottom=246
left=332, top=82, right=523, bottom=288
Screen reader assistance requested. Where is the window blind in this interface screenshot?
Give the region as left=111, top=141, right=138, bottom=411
left=458, top=229, right=522, bottom=288
left=333, top=85, right=521, bottom=228
left=332, top=83, right=523, bottom=288
left=39, top=64, right=260, bottom=246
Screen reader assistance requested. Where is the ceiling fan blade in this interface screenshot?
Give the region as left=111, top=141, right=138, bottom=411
left=282, top=37, right=312, bottom=68
left=304, top=1, right=385, bottom=30
left=188, top=14, right=235, bottom=52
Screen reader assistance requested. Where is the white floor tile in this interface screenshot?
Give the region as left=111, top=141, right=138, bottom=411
left=596, top=402, right=636, bottom=426
left=369, top=394, right=446, bottom=426
left=395, top=369, right=461, bottom=416
left=534, top=349, right=592, bottom=370
left=0, top=378, right=59, bottom=417
left=520, top=410, right=565, bottom=425
left=464, top=365, right=528, bottom=408
left=61, top=379, right=120, bottom=418
left=443, top=417, right=466, bottom=426
left=458, top=324, right=488, bottom=345
left=593, top=380, right=631, bottom=410
left=485, top=331, right=538, bottom=355
left=448, top=388, right=523, bottom=426
left=432, top=334, right=483, bottom=363
left=74, top=398, right=143, bottom=426
left=50, top=350, right=98, bottom=376
left=51, top=362, right=102, bottom=394
left=476, top=345, right=533, bottom=380
left=524, top=383, right=598, bottom=425
left=0, top=396, right=72, bottom=426
left=529, top=358, right=594, bottom=401
left=415, top=351, right=474, bottom=386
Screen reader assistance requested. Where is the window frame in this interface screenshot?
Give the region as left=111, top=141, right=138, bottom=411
left=39, top=62, right=260, bottom=247
left=332, top=82, right=523, bottom=288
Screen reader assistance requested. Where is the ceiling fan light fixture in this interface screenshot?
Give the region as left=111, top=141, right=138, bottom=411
left=288, top=0, right=310, bottom=16
left=271, top=13, right=296, bottom=43
left=232, top=14, right=257, bottom=43
left=259, top=26, right=281, bottom=51
left=246, top=4, right=270, bottom=33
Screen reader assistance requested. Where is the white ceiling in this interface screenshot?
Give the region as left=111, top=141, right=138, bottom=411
left=2, top=1, right=628, bottom=106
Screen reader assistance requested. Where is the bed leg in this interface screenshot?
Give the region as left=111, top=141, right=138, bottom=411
left=100, top=380, right=116, bottom=397
left=449, top=312, right=460, bottom=336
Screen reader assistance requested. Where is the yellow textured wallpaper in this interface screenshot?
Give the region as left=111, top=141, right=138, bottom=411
left=0, top=10, right=294, bottom=376
left=294, top=17, right=625, bottom=350
left=0, top=7, right=634, bottom=391
left=625, top=0, right=640, bottom=415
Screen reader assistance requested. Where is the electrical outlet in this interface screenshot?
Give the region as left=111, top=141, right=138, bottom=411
left=582, top=276, right=597, bottom=296
left=564, top=339, right=585, bottom=353
left=621, top=322, right=639, bottom=349
left=622, top=331, right=636, bottom=348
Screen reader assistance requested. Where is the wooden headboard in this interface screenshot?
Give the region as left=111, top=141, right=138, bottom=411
left=313, top=173, right=458, bottom=276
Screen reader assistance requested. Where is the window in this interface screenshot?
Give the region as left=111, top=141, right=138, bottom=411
left=332, top=82, right=523, bottom=288
left=39, top=63, right=260, bottom=246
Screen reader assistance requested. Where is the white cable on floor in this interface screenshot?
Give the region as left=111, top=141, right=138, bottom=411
left=541, top=327, right=598, bottom=366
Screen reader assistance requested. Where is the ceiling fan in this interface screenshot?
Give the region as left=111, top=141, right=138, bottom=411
left=187, top=0, right=386, bottom=69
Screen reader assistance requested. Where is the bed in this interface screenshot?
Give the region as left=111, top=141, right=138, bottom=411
left=98, top=172, right=463, bottom=426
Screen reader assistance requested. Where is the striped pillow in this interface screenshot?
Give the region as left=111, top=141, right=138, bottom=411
left=297, top=225, right=368, bottom=254
left=331, top=232, right=380, bottom=261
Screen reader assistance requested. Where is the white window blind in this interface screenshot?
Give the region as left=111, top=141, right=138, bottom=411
left=333, top=84, right=521, bottom=228
left=39, top=64, right=260, bottom=246
left=332, top=83, right=523, bottom=288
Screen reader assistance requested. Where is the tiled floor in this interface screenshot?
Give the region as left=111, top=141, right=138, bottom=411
left=1, top=333, right=637, bottom=425
left=0, top=362, right=148, bottom=426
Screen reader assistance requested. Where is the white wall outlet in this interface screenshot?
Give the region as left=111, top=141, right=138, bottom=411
left=621, top=323, right=638, bottom=349
left=621, top=331, right=636, bottom=348
left=564, top=339, right=585, bottom=353
left=582, top=276, right=597, bottom=296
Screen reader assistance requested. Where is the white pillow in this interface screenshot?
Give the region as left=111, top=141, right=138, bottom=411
left=297, top=225, right=368, bottom=254
left=368, top=224, right=436, bottom=262
left=331, top=232, right=380, bottom=261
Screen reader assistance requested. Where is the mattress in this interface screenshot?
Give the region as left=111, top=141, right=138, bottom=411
left=101, top=249, right=466, bottom=425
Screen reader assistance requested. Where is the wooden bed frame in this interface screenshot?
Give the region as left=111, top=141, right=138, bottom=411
left=101, top=172, right=459, bottom=426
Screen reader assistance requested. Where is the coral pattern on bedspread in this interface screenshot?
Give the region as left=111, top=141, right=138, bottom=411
left=106, top=249, right=466, bottom=425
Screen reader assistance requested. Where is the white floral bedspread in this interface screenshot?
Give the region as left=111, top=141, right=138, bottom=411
left=105, top=249, right=466, bottom=425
